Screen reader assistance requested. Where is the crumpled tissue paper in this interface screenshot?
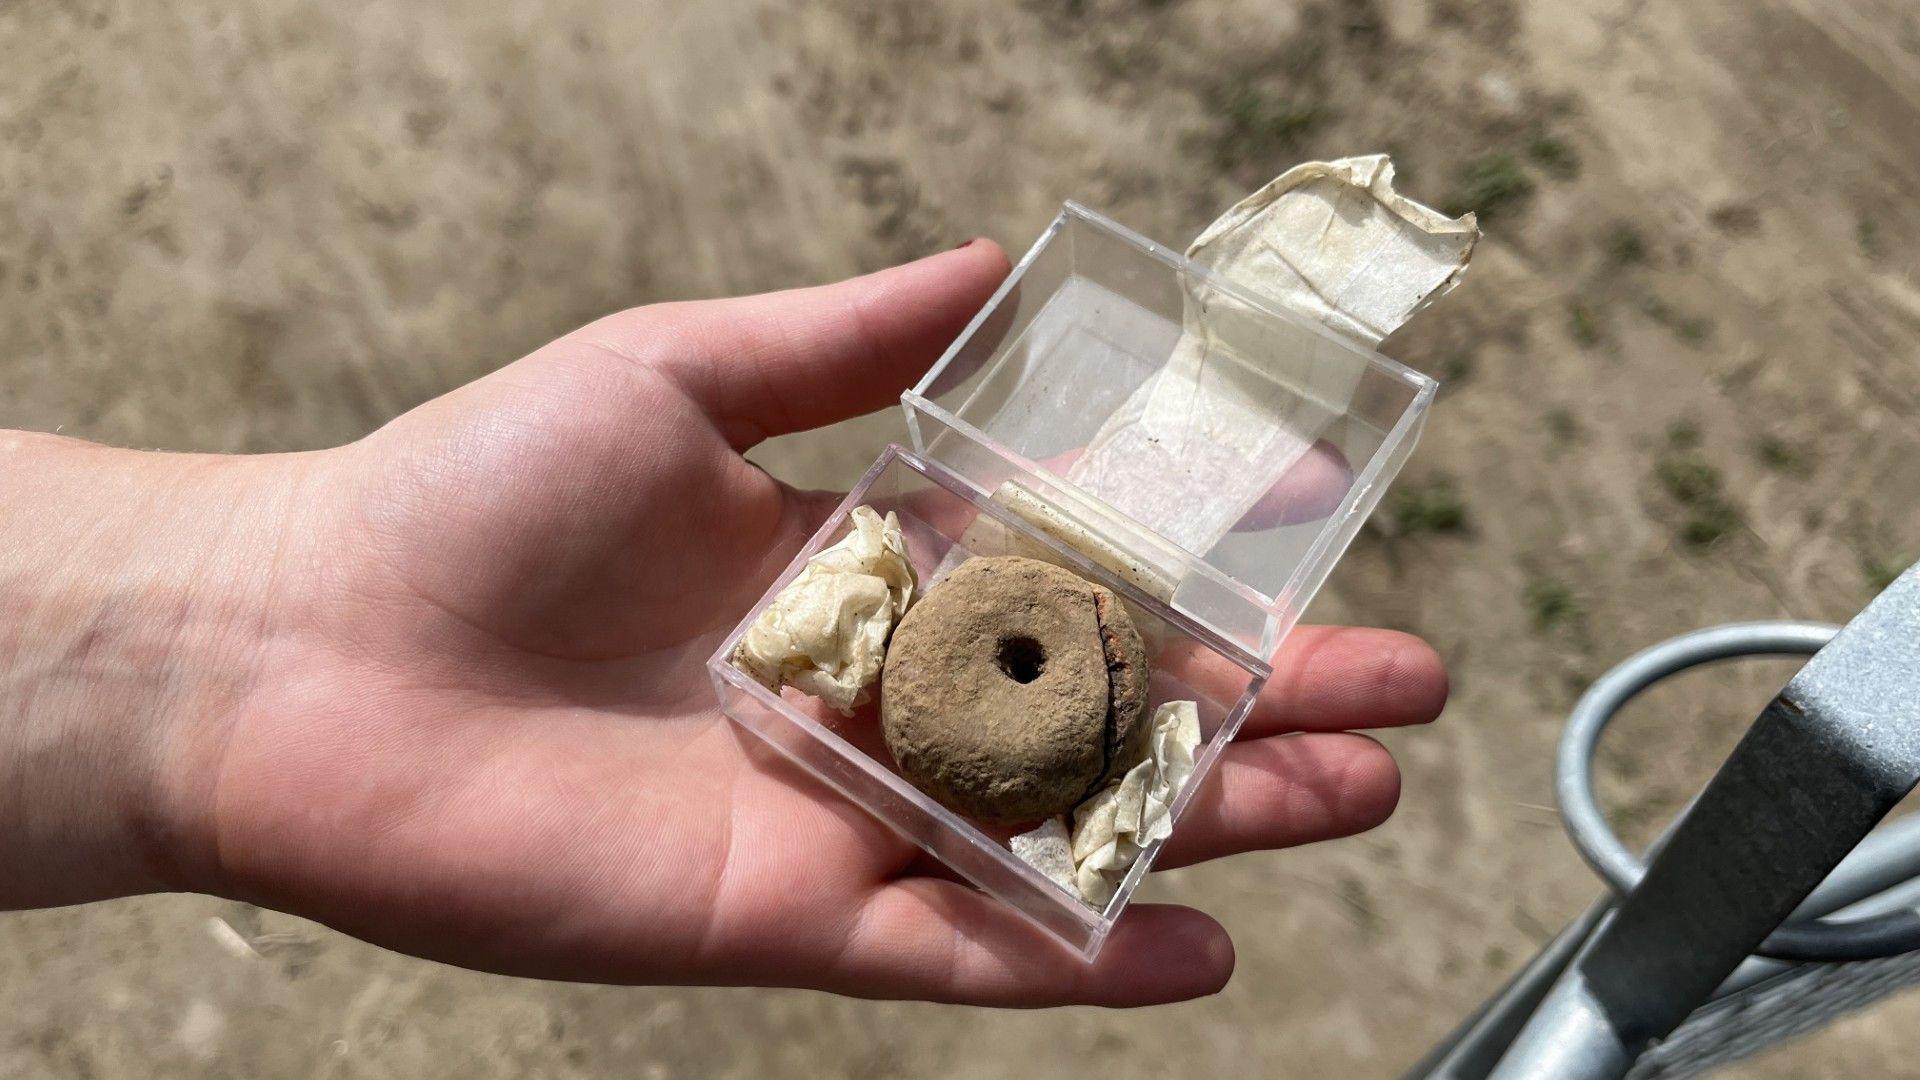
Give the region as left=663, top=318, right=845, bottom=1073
left=1013, top=700, right=1202, bottom=907
left=732, top=506, right=915, bottom=714
left=1069, top=153, right=1479, bottom=557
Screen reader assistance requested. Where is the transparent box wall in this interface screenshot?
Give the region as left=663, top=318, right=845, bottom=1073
left=710, top=448, right=1266, bottom=957
left=904, top=203, right=1436, bottom=663
left=709, top=204, right=1434, bottom=958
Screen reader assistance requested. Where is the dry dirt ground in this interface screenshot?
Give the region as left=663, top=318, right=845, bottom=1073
left=5, top=0, right=1920, bottom=1076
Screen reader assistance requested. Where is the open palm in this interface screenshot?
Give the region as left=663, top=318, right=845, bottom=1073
left=197, top=241, right=1446, bottom=1006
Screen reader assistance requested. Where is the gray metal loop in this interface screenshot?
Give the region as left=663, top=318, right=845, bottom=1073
left=1549, top=621, right=1920, bottom=962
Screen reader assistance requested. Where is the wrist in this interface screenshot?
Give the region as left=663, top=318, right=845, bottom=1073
left=0, top=431, right=315, bottom=906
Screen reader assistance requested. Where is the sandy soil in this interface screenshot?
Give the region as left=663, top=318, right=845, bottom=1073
left=4, top=0, right=1920, bottom=1076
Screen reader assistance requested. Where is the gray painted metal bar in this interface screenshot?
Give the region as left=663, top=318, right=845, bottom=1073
left=1488, top=565, right=1920, bottom=1079
left=1402, top=900, right=1614, bottom=1079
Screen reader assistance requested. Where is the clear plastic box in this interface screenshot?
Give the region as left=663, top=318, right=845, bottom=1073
left=708, top=203, right=1436, bottom=958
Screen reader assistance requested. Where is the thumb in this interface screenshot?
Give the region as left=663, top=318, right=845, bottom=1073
left=569, top=240, right=1011, bottom=449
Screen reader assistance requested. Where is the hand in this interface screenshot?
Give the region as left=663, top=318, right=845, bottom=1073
left=0, top=240, right=1446, bottom=1006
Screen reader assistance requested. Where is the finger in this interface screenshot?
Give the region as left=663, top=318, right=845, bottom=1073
left=1247, top=626, right=1448, bottom=737
left=583, top=240, right=1012, bottom=449
left=825, top=880, right=1232, bottom=1007
left=1152, top=624, right=1446, bottom=740
left=1156, top=732, right=1400, bottom=870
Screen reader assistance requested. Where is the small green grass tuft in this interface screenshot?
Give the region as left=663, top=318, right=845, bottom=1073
left=1657, top=454, right=1717, bottom=503
left=1675, top=316, right=1713, bottom=346
left=1863, top=555, right=1909, bottom=592
left=1567, top=299, right=1603, bottom=348
left=1090, top=38, right=1155, bottom=80
left=1445, top=154, right=1534, bottom=220
left=1526, top=133, right=1581, bottom=180
left=1639, top=295, right=1712, bottom=346
left=1525, top=580, right=1583, bottom=631
left=1679, top=504, right=1739, bottom=546
left=1857, top=217, right=1883, bottom=260
left=1657, top=454, right=1739, bottom=546
left=1604, top=223, right=1647, bottom=264
left=1211, top=83, right=1322, bottom=169
left=1665, top=418, right=1701, bottom=450
left=1389, top=476, right=1469, bottom=535
left=1753, top=435, right=1809, bottom=476
left=1438, top=349, right=1477, bottom=385
left=1544, top=407, right=1582, bottom=443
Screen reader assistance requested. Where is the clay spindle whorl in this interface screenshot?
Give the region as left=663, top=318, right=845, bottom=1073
left=880, top=556, right=1150, bottom=824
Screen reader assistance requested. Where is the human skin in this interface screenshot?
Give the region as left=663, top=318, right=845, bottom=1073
left=0, top=239, right=1447, bottom=1006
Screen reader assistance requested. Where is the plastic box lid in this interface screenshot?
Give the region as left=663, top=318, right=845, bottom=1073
left=902, top=202, right=1436, bottom=664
